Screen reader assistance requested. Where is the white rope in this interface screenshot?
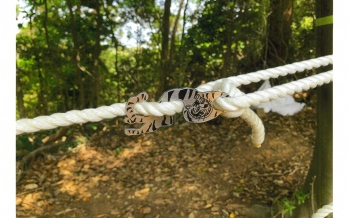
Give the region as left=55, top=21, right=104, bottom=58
left=213, top=70, right=333, bottom=111
left=16, top=101, right=184, bottom=135
left=196, top=55, right=333, bottom=91
left=16, top=55, right=333, bottom=135
left=218, top=78, right=265, bottom=147
left=312, top=202, right=333, bottom=218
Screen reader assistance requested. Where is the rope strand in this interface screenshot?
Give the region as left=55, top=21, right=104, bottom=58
left=16, top=55, right=333, bottom=135
left=311, top=202, right=333, bottom=218
left=213, top=71, right=332, bottom=111
left=196, top=55, right=333, bottom=91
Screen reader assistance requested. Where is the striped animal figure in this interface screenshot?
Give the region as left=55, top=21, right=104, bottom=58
left=124, top=92, right=174, bottom=135
left=125, top=88, right=229, bottom=135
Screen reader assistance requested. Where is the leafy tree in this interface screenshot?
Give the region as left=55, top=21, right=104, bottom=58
left=181, top=0, right=269, bottom=88
left=294, top=0, right=333, bottom=216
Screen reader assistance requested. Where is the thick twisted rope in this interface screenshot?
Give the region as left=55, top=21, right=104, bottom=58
left=213, top=70, right=332, bottom=111
left=312, top=202, right=333, bottom=218
left=196, top=55, right=333, bottom=91
left=16, top=55, right=333, bottom=135
left=16, top=101, right=184, bottom=135
left=218, top=78, right=265, bottom=147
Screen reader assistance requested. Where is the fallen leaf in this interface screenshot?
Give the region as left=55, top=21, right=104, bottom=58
left=154, top=199, right=165, bottom=205
left=141, top=207, right=151, bottom=214
left=101, top=175, right=110, bottom=181
left=53, top=189, right=60, bottom=196
left=188, top=212, right=195, bottom=218
left=24, top=184, right=38, bottom=190
left=134, top=188, right=150, bottom=199
left=83, top=196, right=91, bottom=202
left=16, top=197, right=22, bottom=205
left=37, top=201, right=45, bottom=207
left=110, top=208, right=120, bottom=215
left=211, top=206, right=220, bottom=212
left=204, top=204, right=212, bottom=209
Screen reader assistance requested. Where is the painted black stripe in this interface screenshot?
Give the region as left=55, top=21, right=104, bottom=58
left=178, top=89, right=188, bottom=100
left=162, top=116, right=168, bottom=126
left=194, top=90, right=200, bottom=99
left=152, top=120, right=157, bottom=131
left=167, top=90, right=175, bottom=102
left=186, top=112, right=193, bottom=122
left=146, top=123, right=153, bottom=132
left=188, top=89, right=194, bottom=99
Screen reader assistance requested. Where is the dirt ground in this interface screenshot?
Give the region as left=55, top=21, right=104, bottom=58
left=16, top=94, right=316, bottom=218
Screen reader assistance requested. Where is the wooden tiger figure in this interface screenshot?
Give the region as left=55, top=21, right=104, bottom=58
left=125, top=88, right=229, bottom=135
left=124, top=92, right=174, bottom=135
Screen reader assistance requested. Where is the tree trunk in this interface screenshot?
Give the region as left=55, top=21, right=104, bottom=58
left=158, top=0, right=172, bottom=97
left=16, top=69, right=26, bottom=118
left=92, top=0, right=102, bottom=107
left=43, top=0, right=65, bottom=112
left=169, top=0, right=184, bottom=65
left=67, top=0, right=84, bottom=109
left=265, top=0, right=293, bottom=68
left=103, top=2, right=120, bottom=102
left=222, top=2, right=235, bottom=78
left=37, top=66, right=47, bottom=115
left=63, top=82, right=70, bottom=111
left=293, top=0, right=333, bottom=217
left=181, top=0, right=189, bottom=47
left=28, top=14, right=47, bottom=115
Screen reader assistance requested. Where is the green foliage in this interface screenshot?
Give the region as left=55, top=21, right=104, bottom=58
left=16, top=134, right=36, bottom=152
left=295, top=190, right=311, bottom=205
left=114, top=147, right=125, bottom=156
left=16, top=0, right=317, bottom=122
left=273, top=190, right=310, bottom=216
left=281, top=198, right=296, bottom=215
left=290, top=0, right=316, bottom=61
left=85, top=124, right=98, bottom=131
left=182, top=0, right=269, bottom=86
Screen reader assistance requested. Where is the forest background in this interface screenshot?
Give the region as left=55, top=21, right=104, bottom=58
left=16, top=0, right=316, bottom=121
left=11, top=0, right=350, bottom=217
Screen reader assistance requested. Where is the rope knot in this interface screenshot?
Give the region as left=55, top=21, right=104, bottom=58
left=214, top=78, right=247, bottom=118
left=212, top=78, right=264, bottom=147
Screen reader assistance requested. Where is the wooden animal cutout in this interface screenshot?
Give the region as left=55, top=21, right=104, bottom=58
left=125, top=88, right=229, bottom=135
left=124, top=92, right=174, bottom=135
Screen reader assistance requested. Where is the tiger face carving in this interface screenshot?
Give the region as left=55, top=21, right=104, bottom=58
left=184, top=93, right=213, bottom=121
left=125, top=88, right=229, bottom=135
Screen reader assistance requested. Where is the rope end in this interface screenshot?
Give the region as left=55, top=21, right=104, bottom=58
left=253, top=143, right=261, bottom=148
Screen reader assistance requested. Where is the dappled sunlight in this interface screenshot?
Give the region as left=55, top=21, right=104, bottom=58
left=16, top=102, right=316, bottom=217
left=55, top=141, right=153, bottom=200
